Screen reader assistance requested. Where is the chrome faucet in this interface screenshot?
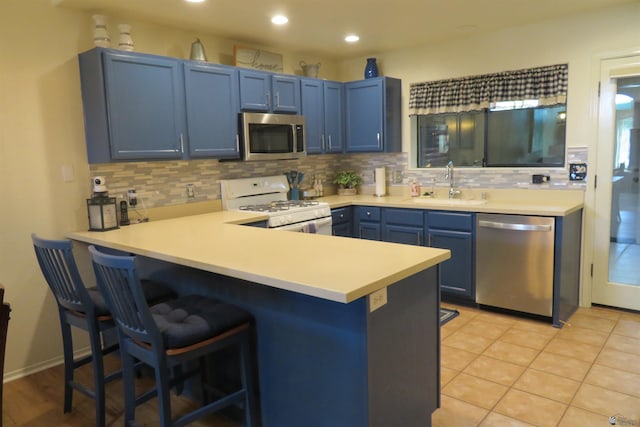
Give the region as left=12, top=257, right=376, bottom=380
left=445, top=161, right=460, bottom=199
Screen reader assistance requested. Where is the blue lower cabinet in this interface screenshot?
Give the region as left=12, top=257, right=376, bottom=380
left=331, top=207, right=352, bottom=237
left=383, top=208, right=424, bottom=246
left=427, top=227, right=474, bottom=299
left=426, top=211, right=475, bottom=300
left=354, top=207, right=381, bottom=240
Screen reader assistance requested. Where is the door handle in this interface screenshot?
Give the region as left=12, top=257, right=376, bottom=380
left=478, top=220, right=552, bottom=232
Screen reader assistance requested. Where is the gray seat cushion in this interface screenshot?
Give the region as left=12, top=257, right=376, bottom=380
left=150, top=295, right=252, bottom=349
left=88, top=279, right=176, bottom=316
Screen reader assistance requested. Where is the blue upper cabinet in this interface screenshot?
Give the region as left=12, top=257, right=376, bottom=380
left=300, top=78, right=344, bottom=154
left=238, top=69, right=300, bottom=113
left=79, top=48, right=186, bottom=162
left=345, top=77, right=401, bottom=153
left=184, top=63, right=240, bottom=159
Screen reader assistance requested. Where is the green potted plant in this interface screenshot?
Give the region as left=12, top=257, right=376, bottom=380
left=333, top=171, right=362, bottom=196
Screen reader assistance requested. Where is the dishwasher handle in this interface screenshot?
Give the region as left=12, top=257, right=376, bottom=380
left=478, top=220, right=552, bottom=232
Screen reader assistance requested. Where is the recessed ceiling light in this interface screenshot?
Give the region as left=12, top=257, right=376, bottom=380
left=185, top=0, right=206, bottom=3
left=345, top=35, right=360, bottom=43
left=272, top=15, right=289, bottom=25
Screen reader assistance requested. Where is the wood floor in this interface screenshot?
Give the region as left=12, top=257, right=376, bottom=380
left=3, top=354, right=240, bottom=426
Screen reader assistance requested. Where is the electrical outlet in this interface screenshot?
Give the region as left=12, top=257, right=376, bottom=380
left=186, top=184, right=195, bottom=198
left=369, top=287, right=388, bottom=312
left=127, top=189, right=137, bottom=207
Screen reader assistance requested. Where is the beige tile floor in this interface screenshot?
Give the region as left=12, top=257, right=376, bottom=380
left=434, top=304, right=640, bottom=427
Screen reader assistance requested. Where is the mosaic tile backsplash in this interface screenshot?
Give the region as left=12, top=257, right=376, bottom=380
left=90, top=146, right=587, bottom=209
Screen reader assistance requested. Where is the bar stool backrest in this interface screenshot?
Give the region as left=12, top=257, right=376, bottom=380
left=88, top=246, right=164, bottom=350
left=31, top=234, right=96, bottom=318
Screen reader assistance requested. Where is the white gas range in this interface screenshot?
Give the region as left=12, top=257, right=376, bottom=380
left=220, top=176, right=332, bottom=234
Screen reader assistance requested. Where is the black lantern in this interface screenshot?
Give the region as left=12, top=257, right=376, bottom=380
left=87, top=196, right=119, bottom=231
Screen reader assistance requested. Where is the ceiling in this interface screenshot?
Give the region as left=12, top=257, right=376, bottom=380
left=55, top=0, right=636, bottom=59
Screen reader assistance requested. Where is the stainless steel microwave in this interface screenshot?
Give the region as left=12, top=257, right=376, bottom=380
left=240, top=112, right=306, bottom=161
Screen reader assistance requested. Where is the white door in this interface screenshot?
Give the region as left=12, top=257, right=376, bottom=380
left=592, top=55, right=640, bottom=311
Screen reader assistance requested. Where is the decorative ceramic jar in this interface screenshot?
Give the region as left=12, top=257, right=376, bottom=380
left=364, top=58, right=379, bottom=79
left=92, top=14, right=111, bottom=48
left=117, top=24, right=134, bottom=51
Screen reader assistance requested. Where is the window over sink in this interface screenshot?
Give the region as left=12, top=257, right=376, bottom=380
left=409, top=64, right=568, bottom=168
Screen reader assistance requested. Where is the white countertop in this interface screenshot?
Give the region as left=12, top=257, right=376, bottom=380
left=319, top=187, right=584, bottom=217
left=67, top=210, right=450, bottom=304
left=67, top=189, right=582, bottom=304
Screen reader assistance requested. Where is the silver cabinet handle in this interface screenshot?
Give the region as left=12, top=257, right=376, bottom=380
left=366, top=211, right=371, bottom=216
left=321, top=135, right=325, bottom=151
left=478, top=220, right=552, bottom=232
left=417, top=233, right=422, bottom=246
left=274, top=92, right=280, bottom=108
left=328, top=135, right=332, bottom=151
left=377, top=132, right=381, bottom=147
left=235, top=134, right=240, bottom=152
left=266, top=92, right=271, bottom=109
left=359, top=226, right=363, bottom=238
left=179, top=133, right=184, bottom=153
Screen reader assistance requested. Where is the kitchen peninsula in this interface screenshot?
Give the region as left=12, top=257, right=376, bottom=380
left=68, top=210, right=450, bottom=427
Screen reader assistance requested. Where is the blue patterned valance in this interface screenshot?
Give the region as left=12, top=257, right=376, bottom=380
left=409, top=64, right=568, bottom=115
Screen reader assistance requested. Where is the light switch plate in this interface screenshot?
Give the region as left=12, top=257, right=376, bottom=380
left=369, top=287, right=388, bottom=312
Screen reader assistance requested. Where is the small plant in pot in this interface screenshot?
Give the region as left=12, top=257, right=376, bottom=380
left=334, top=171, right=362, bottom=196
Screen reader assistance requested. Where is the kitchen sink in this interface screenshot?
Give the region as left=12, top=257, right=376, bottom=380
left=407, top=197, right=487, bottom=207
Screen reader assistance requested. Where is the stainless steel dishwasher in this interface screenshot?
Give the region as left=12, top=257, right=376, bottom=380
left=476, top=213, right=555, bottom=316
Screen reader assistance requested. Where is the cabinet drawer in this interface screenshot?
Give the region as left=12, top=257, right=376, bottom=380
left=384, top=208, right=423, bottom=226
left=427, top=211, right=474, bottom=231
left=357, top=206, right=381, bottom=222
left=331, top=207, right=352, bottom=224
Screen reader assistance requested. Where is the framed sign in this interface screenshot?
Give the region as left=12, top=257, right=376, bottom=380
left=234, top=45, right=283, bottom=73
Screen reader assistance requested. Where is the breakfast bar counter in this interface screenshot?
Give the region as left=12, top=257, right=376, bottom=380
left=68, top=212, right=450, bottom=427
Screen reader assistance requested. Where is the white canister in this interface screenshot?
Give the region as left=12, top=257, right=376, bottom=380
left=374, top=167, right=386, bottom=197
left=92, top=15, right=111, bottom=48
left=117, top=24, right=134, bottom=51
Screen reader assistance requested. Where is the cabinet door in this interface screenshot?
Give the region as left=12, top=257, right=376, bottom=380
left=324, top=82, right=344, bottom=152
left=184, top=63, right=240, bottom=159
left=332, top=222, right=352, bottom=237
left=385, top=225, right=423, bottom=246
left=345, top=79, right=384, bottom=152
left=272, top=75, right=300, bottom=113
left=358, top=222, right=381, bottom=241
left=331, top=207, right=353, bottom=237
left=428, top=229, right=474, bottom=298
left=103, top=51, right=184, bottom=160
left=238, top=69, right=271, bottom=111
left=300, top=79, right=324, bottom=153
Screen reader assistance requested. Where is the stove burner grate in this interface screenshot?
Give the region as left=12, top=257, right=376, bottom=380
left=238, top=200, right=320, bottom=213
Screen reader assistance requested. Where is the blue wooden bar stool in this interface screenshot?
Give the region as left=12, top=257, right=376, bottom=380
left=88, top=245, right=258, bottom=427
left=31, top=235, right=175, bottom=427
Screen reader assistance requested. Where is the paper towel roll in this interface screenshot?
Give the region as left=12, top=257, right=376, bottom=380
left=374, top=167, right=386, bottom=197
